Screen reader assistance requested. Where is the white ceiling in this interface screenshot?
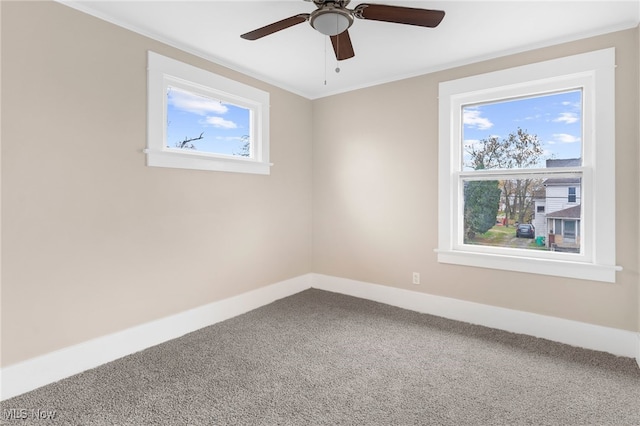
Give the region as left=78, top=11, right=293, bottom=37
left=61, top=1, right=639, bottom=99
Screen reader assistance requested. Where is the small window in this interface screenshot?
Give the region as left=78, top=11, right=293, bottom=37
left=438, top=48, right=617, bottom=282
left=147, top=52, right=270, bottom=174
left=554, top=219, right=563, bottom=235
left=564, top=220, right=577, bottom=240
left=166, top=86, right=252, bottom=157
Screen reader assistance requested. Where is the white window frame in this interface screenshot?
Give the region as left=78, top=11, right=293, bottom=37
left=146, top=51, right=270, bottom=174
left=437, top=48, right=618, bottom=282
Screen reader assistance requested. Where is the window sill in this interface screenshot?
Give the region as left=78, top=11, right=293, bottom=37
left=145, top=149, right=271, bottom=175
left=435, top=249, right=621, bottom=283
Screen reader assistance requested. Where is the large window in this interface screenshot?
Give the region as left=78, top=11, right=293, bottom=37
left=461, top=90, right=583, bottom=253
left=438, top=48, right=618, bottom=282
left=147, top=51, right=270, bottom=174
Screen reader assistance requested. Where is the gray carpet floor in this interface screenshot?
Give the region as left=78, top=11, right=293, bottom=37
left=2, top=288, right=639, bottom=425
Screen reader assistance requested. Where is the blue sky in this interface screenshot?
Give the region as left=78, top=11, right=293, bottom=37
left=166, top=86, right=250, bottom=156
left=462, top=90, right=582, bottom=169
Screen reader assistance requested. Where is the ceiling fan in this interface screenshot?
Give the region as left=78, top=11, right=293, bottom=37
left=240, top=0, right=445, bottom=61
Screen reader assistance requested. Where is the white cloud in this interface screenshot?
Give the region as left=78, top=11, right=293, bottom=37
left=216, top=136, right=246, bottom=141
left=561, top=100, right=581, bottom=109
left=553, top=112, right=579, bottom=124
left=168, top=87, right=228, bottom=115
left=205, top=116, right=237, bottom=129
left=552, top=133, right=580, bottom=144
left=463, top=108, right=493, bottom=130
left=523, top=113, right=543, bottom=121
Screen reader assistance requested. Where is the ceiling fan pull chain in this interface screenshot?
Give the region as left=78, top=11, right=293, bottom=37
left=324, top=36, right=328, bottom=85
left=334, top=13, right=340, bottom=74
left=335, top=14, right=340, bottom=73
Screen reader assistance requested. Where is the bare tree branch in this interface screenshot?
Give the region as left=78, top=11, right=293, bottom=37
left=176, top=132, right=204, bottom=149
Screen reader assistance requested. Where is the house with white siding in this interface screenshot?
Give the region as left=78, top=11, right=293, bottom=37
left=532, top=159, right=581, bottom=252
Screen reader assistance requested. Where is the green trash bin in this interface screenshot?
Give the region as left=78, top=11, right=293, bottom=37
left=535, top=236, right=545, bottom=246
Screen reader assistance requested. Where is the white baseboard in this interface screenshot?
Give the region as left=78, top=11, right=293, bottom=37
left=3, top=272, right=638, bottom=401
left=311, top=274, right=640, bottom=360
left=0, top=274, right=311, bottom=401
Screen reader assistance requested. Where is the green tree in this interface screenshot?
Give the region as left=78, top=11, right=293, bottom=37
left=464, top=175, right=501, bottom=241
left=465, top=127, right=544, bottom=225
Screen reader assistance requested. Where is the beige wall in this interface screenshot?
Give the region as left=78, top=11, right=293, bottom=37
left=1, top=1, right=313, bottom=367
left=313, top=28, right=640, bottom=332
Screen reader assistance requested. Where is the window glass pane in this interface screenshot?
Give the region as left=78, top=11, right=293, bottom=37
left=166, top=86, right=251, bottom=157
left=553, top=219, right=562, bottom=235
left=462, top=90, right=582, bottom=171
left=463, top=176, right=581, bottom=253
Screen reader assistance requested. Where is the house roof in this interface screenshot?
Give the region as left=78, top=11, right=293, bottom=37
left=544, top=158, right=582, bottom=185
left=545, top=177, right=581, bottom=185
left=546, top=158, right=581, bottom=168
left=546, top=205, right=581, bottom=219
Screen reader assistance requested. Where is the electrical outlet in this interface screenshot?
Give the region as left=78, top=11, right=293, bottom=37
left=412, top=272, right=420, bottom=285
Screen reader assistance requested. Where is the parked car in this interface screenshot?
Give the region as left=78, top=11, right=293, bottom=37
left=516, top=223, right=535, bottom=238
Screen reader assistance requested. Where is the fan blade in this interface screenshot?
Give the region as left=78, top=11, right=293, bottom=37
left=330, top=30, right=355, bottom=61
left=354, top=4, right=445, bottom=28
left=241, top=14, right=310, bottom=40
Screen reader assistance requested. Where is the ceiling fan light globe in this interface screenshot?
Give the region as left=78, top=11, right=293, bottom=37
left=311, top=11, right=351, bottom=36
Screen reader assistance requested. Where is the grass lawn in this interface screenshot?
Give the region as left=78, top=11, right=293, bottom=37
left=468, top=225, right=548, bottom=250
left=472, top=225, right=515, bottom=246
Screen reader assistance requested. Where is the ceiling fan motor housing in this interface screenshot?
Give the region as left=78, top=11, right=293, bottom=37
left=310, top=3, right=354, bottom=36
